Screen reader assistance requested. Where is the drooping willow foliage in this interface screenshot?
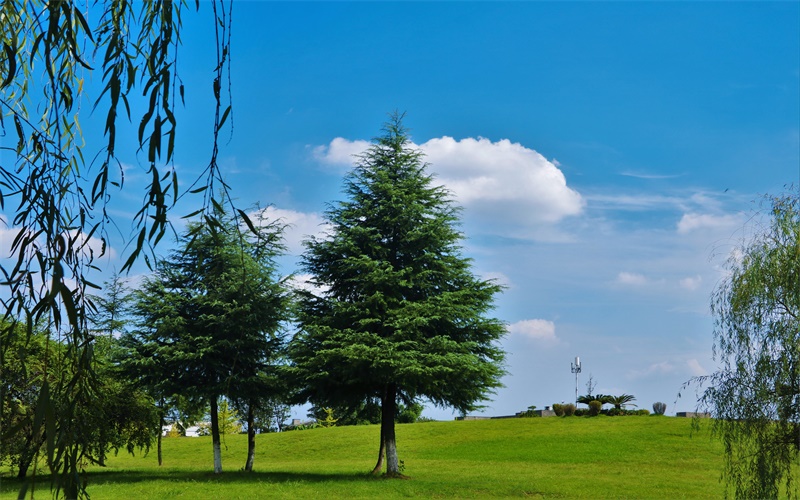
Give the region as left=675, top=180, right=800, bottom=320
left=694, top=191, right=800, bottom=500
left=0, top=1, right=233, bottom=496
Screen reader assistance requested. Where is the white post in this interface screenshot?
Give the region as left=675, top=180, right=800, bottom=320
left=571, top=356, right=582, bottom=406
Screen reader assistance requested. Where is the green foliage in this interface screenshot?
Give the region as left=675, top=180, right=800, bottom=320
left=1, top=1, right=234, bottom=495
left=88, top=272, right=132, bottom=338
left=320, top=408, right=338, bottom=428
left=694, top=192, right=800, bottom=499
left=396, top=403, right=424, bottom=424
left=563, top=404, right=576, bottom=416
left=653, top=402, right=667, bottom=415
left=516, top=406, right=538, bottom=418
left=588, top=400, right=603, bottom=416
left=578, top=393, right=612, bottom=406
left=246, top=399, right=291, bottom=433
left=1, top=324, right=157, bottom=480
left=290, top=114, right=506, bottom=475
left=307, top=401, right=382, bottom=426
left=552, top=404, right=565, bottom=417
left=608, top=394, right=637, bottom=410
left=217, top=399, right=243, bottom=435
left=122, top=206, right=290, bottom=473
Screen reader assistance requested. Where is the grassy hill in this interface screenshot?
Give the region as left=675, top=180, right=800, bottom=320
left=1, top=416, right=726, bottom=498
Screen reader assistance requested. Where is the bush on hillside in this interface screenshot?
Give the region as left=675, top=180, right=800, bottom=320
left=574, top=408, right=587, bottom=417
left=588, top=400, right=602, bottom=416
left=517, top=405, right=539, bottom=418
left=635, top=409, right=650, bottom=416
left=563, top=404, right=576, bottom=416
left=652, top=402, right=667, bottom=415
left=552, top=404, right=565, bottom=417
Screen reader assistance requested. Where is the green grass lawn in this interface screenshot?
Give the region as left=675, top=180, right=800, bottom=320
left=2, top=416, right=726, bottom=498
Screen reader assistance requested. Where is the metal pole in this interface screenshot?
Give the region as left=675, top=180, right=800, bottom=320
left=570, top=356, right=581, bottom=406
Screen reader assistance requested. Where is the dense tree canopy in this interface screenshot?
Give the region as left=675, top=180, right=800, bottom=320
left=289, top=114, right=506, bottom=477
left=123, top=208, right=289, bottom=473
left=695, top=192, right=800, bottom=499
left=1, top=323, right=156, bottom=482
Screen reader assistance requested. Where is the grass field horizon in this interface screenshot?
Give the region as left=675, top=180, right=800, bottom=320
left=2, top=416, right=727, bottom=498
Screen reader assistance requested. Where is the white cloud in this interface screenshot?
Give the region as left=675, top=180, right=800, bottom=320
left=0, top=223, right=115, bottom=262
left=311, top=136, right=585, bottom=238
left=677, top=213, right=741, bottom=234
left=679, top=275, right=702, bottom=291
left=687, top=358, right=708, bottom=377
left=507, top=319, right=559, bottom=344
left=254, top=206, right=331, bottom=255
left=287, top=273, right=330, bottom=296
left=628, top=361, right=675, bottom=379
left=312, top=138, right=370, bottom=169
left=629, top=358, right=709, bottom=380
left=616, top=272, right=647, bottom=286
left=420, top=137, right=584, bottom=223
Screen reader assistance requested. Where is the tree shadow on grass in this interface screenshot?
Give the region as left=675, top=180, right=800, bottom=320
left=2, top=469, right=387, bottom=494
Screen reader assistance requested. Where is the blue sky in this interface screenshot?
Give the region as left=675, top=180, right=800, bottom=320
left=5, top=2, right=799, bottom=420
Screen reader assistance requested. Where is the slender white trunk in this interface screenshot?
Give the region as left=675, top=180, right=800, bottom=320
left=210, top=396, right=223, bottom=474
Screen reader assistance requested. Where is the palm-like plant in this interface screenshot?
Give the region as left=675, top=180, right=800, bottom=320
left=577, top=394, right=613, bottom=406
left=608, top=394, right=637, bottom=410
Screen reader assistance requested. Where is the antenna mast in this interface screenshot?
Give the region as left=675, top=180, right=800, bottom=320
left=570, top=356, right=582, bottom=405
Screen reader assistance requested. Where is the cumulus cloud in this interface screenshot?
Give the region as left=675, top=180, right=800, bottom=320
left=679, top=275, right=702, bottom=291
left=616, top=272, right=647, bottom=286
left=253, top=206, right=331, bottom=255
left=507, top=319, right=559, bottom=344
left=312, top=136, right=585, bottom=238
left=677, top=213, right=741, bottom=234
left=312, top=138, right=370, bottom=169
left=420, top=137, right=584, bottom=223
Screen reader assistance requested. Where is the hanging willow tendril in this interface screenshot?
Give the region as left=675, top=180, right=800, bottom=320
left=0, top=1, right=234, bottom=497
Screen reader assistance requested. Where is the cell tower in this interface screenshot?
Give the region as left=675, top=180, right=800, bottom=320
left=570, top=356, right=581, bottom=405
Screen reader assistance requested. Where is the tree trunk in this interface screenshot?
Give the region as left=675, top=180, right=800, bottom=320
left=16, top=430, right=41, bottom=479
left=244, top=401, right=256, bottom=472
left=157, top=405, right=165, bottom=466
left=370, top=432, right=385, bottom=474
left=210, top=396, right=223, bottom=474
left=381, top=383, right=402, bottom=477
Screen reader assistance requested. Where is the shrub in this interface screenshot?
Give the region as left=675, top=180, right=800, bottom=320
left=607, top=407, right=622, bottom=417
left=588, top=400, right=602, bottom=416
left=552, top=404, right=565, bottom=417
left=574, top=408, right=587, bottom=417
left=563, top=403, right=576, bottom=416
left=652, top=402, right=667, bottom=415
left=636, top=409, right=650, bottom=416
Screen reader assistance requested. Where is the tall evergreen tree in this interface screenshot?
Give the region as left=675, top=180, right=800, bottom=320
left=123, top=206, right=289, bottom=473
left=289, top=114, right=506, bottom=477
left=88, top=271, right=132, bottom=338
